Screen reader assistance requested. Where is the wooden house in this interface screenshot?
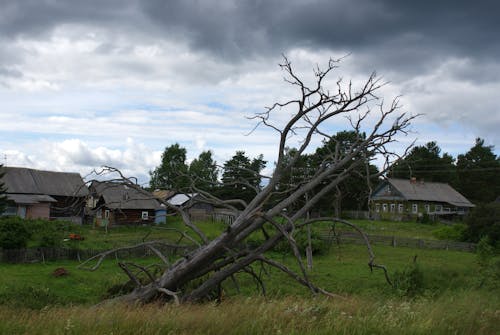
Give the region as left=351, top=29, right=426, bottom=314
left=89, top=181, right=161, bottom=226
left=370, top=178, right=474, bottom=221
left=0, top=166, right=88, bottom=223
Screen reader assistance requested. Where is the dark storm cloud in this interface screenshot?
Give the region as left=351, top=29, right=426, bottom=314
left=1, top=1, right=499, bottom=84
left=0, top=0, right=138, bottom=38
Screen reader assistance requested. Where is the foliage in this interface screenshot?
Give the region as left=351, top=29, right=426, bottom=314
left=456, top=138, right=500, bottom=204
left=149, top=143, right=190, bottom=190
left=391, top=260, right=425, bottom=297
left=462, top=202, right=500, bottom=246
left=273, top=228, right=328, bottom=255
left=0, top=285, right=63, bottom=309
left=188, top=150, right=218, bottom=192
left=0, top=217, right=30, bottom=249
left=218, top=151, right=266, bottom=205
left=27, top=219, right=68, bottom=248
left=313, top=131, right=379, bottom=213
left=432, top=224, right=466, bottom=241
left=389, top=141, right=457, bottom=185
left=0, top=164, right=8, bottom=214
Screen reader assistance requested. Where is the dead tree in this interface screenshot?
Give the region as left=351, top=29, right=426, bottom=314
left=81, top=56, right=416, bottom=304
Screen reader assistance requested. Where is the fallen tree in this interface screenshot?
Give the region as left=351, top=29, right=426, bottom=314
left=81, top=56, right=416, bottom=304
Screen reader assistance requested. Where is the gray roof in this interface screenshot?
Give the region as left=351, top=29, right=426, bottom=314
left=2, top=167, right=88, bottom=197
left=167, top=193, right=199, bottom=206
left=372, top=178, right=474, bottom=207
left=7, top=194, right=57, bottom=204
left=92, top=181, right=161, bottom=210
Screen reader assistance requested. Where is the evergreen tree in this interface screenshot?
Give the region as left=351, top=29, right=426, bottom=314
left=219, top=151, right=266, bottom=206
left=456, top=138, right=500, bottom=204
left=389, top=141, right=457, bottom=185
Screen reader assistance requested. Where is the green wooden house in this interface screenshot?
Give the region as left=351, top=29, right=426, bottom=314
left=370, top=178, right=474, bottom=221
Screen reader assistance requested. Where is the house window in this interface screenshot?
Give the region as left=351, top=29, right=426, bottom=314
left=375, top=204, right=380, bottom=213
left=425, top=204, right=430, bottom=213
left=141, top=211, right=149, bottom=220
left=444, top=207, right=451, bottom=212
left=1, top=206, right=18, bottom=217
left=104, top=209, right=110, bottom=219
left=435, top=205, right=442, bottom=212
left=412, top=204, right=418, bottom=214
left=390, top=204, right=396, bottom=213
left=398, top=204, right=404, bottom=213
left=382, top=204, right=388, bottom=212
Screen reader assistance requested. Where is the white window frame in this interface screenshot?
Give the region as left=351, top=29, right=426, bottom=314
left=435, top=205, right=442, bottom=212
left=375, top=204, right=380, bottom=213
left=425, top=204, right=430, bottom=213
left=104, top=209, right=110, bottom=219
left=390, top=204, right=396, bottom=213
left=382, top=204, right=388, bottom=212
left=412, top=204, right=418, bottom=214
left=141, top=211, right=149, bottom=220
left=398, top=204, right=404, bottom=213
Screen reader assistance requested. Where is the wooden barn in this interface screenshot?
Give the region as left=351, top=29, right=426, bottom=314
left=89, top=181, right=161, bottom=226
left=0, top=166, right=88, bottom=223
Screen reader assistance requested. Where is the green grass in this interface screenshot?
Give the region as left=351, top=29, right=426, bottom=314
left=0, top=293, right=498, bottom=334
left=320, top=219, right=458, bottom=240
left=1, top=217, right=497, bottom=334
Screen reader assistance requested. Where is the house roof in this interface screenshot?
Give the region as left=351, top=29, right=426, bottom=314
left=2, top=167, right=88, bottom=197
left=372, top=178, right=474, bottom=207
left=7, top=194, right=57, bottom=204
left=167, top=193, right=199, bottom=206
left=152, top=189, right=176, bottom=201
left=91, top=181, right=161, bottom=210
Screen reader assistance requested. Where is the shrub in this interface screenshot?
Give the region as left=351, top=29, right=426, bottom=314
left=432, top=224, right=466, bottom=241
left=0, top=285, right=63, bottom=309
left=273, top=228, right=327, bottom=255
left=0, top=217, right=30, bottom=249
left=463, top=203, right=500, bottom=246
left=391, top=260, right=425, bottom=297
left=28, top=219, right=66, bottom=248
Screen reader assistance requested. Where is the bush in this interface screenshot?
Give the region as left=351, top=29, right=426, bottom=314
left=432, top=224, right=466, bottom=241
left=27, top=219, right=67, bottom=248
left=0, top=217, right=30, bottom=249
left=273, top=228, right=327, bottom=255
left=391, top=260, right=425, bottom=297
left=0, top=285, right=63, bottom=309
left=462, top=203, right=500, bottom=247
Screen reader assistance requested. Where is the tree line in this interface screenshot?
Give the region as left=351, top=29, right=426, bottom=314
left=148, top=136, right=499, bottom=216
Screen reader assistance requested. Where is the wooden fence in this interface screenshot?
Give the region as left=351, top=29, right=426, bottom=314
left=320, top=230, right=476, bottom=252
left=0, top=244, right=190, bottom=264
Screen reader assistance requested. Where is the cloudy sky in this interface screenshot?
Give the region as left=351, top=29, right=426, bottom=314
left=1, top=0, right=499, bottom=184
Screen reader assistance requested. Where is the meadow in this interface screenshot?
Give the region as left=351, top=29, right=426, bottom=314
left=0, top=219, right=498, bottom=334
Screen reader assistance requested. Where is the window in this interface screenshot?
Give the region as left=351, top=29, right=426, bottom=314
left=104, top=209, right=110, bottom=219
left=435, top=205, right=442, bottom=212
left=398, top=204, right=404, bottom=213
left=1, top=206, right=17, bottom=217
left=390, top=204, right=396, bottom=213
left=425, top=204, right=430, bottom=213
left=141, top=211, right=149, bottom=220
left=412, top=204, right=418, bottom=214
left=444, top=207, right=451, bottom=212
left=375, top=204, right=380, bottom=213
left=382, top=204, right=388, bottom=212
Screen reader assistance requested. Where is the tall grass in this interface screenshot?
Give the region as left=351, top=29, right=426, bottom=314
left=0, top=293, right=498, bottom=335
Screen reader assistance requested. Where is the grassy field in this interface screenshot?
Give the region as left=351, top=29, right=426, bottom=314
left=0, top=218, right=498, bottom=334
left=57, top=218, right=460, bottom=251
left=0, top=293, right=498, bottom=335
